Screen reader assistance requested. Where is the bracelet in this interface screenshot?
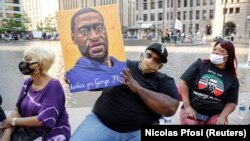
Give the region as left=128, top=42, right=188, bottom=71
left=11, top=117, right=17, bottom=126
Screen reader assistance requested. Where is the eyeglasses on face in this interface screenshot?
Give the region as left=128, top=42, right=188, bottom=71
left=78, top=23, right=105, bottom=36
left=144, top=52, right=162, bottom=64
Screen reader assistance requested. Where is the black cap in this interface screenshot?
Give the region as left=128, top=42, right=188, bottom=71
left=146, top=42, right=168, bottom=63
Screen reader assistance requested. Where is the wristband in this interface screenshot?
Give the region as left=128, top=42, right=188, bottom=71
left=11, top=117, right=17, bottom=126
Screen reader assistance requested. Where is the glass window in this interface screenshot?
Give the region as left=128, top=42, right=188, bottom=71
left=203, top=0, right=207, bottom=6
left=184, top=0, right=187, bottom=7
left=202, top=10, right=206, bottom=19
left=178, top=0, right=181, bottom=7
left=143, top=3, right=147, bottom=10
left=190, top=0, right=193, bottom=6
left=235, top=7, right=240, bottom=13
left=178, top=12, right=181, bottom=20
left=224, top=8, right=227, bottom=14
left=183, top=11, right=187, bottom=20
left=143, top=14, right=147, bottom=21
left=210, top=0, right=214, bottom=5
left=151, top=13, right=155, bottom=21
left=197, top=0, right=200, bottom=6
left=158, top=1, right=163, bottom=8
left=167, top=12, right=169, bottom=20
left=151, top=1, right=155, bottom=9
left=190, top=11, right=193, bottom=20
left=158, top=13, right=163, bottom=20
left=209, top=10, right=214, bottom=19
left=229, top=8, right=233, bottom=14
left=196, top=10, right=200, bottom=20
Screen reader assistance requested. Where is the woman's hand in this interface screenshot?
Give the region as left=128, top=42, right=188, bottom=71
left=216, top=115, right=228, bottom=125
left=2, top=118, right=12, bottom=130
left=184, top=106, right=197, bottom=119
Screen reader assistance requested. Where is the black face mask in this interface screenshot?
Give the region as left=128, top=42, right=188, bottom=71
left=18, top=61, right=38, bottom=75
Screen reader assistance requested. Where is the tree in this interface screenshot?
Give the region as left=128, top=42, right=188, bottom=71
left=0, top=13, right=27, bottom=34
left=43, top=15, right=57, bottom=34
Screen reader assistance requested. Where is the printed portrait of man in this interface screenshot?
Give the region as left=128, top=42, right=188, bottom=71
left=56, top=5, right=126, bottom=93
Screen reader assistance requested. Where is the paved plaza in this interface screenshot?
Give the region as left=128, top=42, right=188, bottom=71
left=1, top=40, right=249, bottom=133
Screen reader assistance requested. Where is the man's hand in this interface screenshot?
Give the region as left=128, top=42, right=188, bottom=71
left=121, top=69, right=142, bottom=93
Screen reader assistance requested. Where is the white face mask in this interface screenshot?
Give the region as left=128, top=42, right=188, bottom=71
left=210, top=53, right=226, bottom=65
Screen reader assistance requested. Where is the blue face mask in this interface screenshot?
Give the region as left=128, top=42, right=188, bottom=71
left=18, top=61, right=38, bottom=75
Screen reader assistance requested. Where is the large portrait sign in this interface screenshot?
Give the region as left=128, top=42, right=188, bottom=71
left=56, top=5, right=126, bottom=93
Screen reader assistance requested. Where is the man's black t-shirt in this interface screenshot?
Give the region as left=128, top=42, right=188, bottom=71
left=181, top=59, right=239, bottom=116
left=93, top=60, right=179, bottom=132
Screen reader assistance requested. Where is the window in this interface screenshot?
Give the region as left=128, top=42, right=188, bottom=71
left=178, top=12, right=181, bottom=20
left=197, top=0, right=200, bottom=6
left=190, top=0, right=193, bottom=6
left=151, top=1, right=155, bottom=9
left=171, top=0, right=173, bottom=7
left=202, top=10, right=206, bottom=19
left=203, top=0, right=207, bottom=6
left=143, top=2, right=147, bottom=10
left=178, top=0, right=181, bottom=7
left=209, top=10, right=214, bottom=19
left=229, top=8, right=233, bottom=14
left=183, top=24, right=186, bottom=33
left=210, top=0, right=214, bottom=5
left=224, top=8, right=227, bottom=14
left=183, top=11, right=187, bottom=20
left=167, top=0, right=169, bottom=7
left=196, top=10, right=200, bottom=20
left=143, top=14, right=148, bottom=21
left=158, top=1, right=163, bottom=8
left=167, top=12, right=169, bottom=20
left=170, top=12, right=173, bottom=20
left=195, top=24, right=199, bottom=32
left=151, top=13, right=155, bottom=21
left=190, top=11, right=193, bottom=20
left=184, top=0, right=187, bottom=7
left=158, top=13, right=163, bottom=20
left=235, top=7, right=240, bottom=13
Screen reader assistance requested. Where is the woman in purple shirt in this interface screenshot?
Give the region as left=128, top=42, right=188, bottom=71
left=1, top=46, right=71, bottom=141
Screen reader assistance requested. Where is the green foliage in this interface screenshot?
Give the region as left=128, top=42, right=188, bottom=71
left=43, top=15, right=57, bottom=34
left=0, top=13, right=28, bottom=33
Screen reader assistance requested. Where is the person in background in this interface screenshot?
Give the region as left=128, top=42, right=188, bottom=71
left=70, top=42, right=180, bottom=141
left=1, top=46, right=70, bottom=141
left=179, top=40, right=239, bottom=125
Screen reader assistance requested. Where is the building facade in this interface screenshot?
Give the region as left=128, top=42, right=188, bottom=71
left=58, top=0, right=136, bottom=31
left=136, top=0, right=250, bottom=41
left=0, top=0, right=23, bottom=26
left=21, top=0, right=59, bottom=31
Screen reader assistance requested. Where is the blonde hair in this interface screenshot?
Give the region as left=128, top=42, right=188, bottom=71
left=24, top=46, right=55, bottom=74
